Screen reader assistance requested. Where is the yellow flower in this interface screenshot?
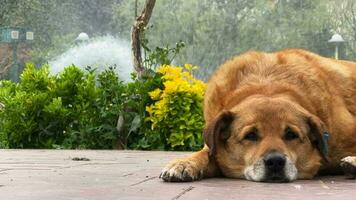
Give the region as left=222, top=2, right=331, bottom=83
left=146, top=64, right=206, bottom=131
left=158, top=65, right=182, bottom=78
left=146, top=105, right=154, bottom=115
left=163, top=81, right=177, bottom=94
left=148, top=88, right=161, bottom=100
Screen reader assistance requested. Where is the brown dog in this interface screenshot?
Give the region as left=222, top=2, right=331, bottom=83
left=160, top=49, right=356, bottom=182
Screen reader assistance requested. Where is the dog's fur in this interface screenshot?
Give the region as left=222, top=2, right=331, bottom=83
left=160, top=49, right=356, bottom=182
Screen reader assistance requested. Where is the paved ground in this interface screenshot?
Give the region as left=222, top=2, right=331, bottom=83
left=0, top=150, right=355, bottom=200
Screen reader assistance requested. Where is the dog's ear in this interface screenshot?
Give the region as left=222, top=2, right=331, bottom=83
left=307, top=115, right=330, bottom=162
left=203, top=111, right=235, bottom=157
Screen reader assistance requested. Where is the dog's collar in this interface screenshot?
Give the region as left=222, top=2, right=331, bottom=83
left=322, top=132, right=330, bottom=156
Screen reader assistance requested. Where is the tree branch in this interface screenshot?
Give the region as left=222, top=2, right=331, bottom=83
left=131, top=0, right=156, bottom=76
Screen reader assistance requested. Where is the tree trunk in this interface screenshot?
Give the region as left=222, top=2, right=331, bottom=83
left=131, top=0, right=156, bottom=76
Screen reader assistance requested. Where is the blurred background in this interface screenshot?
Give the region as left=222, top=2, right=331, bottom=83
left=0, top=0, right=355, bottom=80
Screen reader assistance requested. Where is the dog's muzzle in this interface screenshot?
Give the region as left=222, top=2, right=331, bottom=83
left=244, top=152, right=297, bottom=182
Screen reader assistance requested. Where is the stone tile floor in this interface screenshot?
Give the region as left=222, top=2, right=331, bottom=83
left=0, top=150, right=355, bottom=200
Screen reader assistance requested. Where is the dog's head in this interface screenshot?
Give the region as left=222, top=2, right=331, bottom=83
left=204, top=96, right=329, bottom=182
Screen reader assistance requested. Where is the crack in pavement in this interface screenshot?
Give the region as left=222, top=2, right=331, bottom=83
left=130, top=176, right=157, bottom=186
left=122, top=173, right=134, bottom=177
left=171, top=186, right=194, bottom=200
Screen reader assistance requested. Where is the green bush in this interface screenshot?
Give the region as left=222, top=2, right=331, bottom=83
left=122, top=71, right=164, bottom=149
left=0, top=64, right=56, bottom=148
left=0, top=64, right=117, bottom=148
left=0, top=63, right=164, bottom=149
left=54, top=65, right=123, bottom=149
left=0, top=62, right=205, bottom=150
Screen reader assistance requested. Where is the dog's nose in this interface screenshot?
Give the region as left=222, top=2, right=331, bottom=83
left=263, top=152, right=286, bottom=172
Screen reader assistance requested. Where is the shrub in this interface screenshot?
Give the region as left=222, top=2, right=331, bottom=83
left=0, top=62, right=205, bottom=151
left=0, top=64, right=57, bottom=148
left=0, top=63, right=165, bottom=149
left=122, top=71, right=164, bottom=149
left=145, top=64, right=206, bottom=151
left=0, top=80, right=16, bottom=148
left=54, top=66, right=123, bottom=149
left=0, top=64, right=126, bottom=149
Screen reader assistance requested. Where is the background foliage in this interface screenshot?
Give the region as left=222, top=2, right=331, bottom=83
left=112, top=0, right=351, bottom=78
left=1, top=0, right=355, bottom=79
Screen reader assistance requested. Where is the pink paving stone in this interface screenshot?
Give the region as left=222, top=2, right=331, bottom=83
left=0, top=150, right=355, bottom=200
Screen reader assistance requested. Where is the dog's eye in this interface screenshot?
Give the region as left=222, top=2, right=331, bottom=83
left=244, top=129, right=258, bottom=141
left=284, top=127, right=299, bottom=140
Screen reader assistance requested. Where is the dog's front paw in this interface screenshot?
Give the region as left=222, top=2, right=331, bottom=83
left=340, top=156, right=356, bottom=178
left=160, top=159, right=203, bottom=182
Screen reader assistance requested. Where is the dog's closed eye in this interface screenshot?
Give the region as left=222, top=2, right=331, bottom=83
left=244, top=128, right=259, bottom=141
left=284, top=127, right=299, bottom=141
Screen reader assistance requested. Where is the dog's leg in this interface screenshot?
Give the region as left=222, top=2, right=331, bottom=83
left=340, top=156, right=356, bottom=178
left=160, top=146, right=218, bottom=182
